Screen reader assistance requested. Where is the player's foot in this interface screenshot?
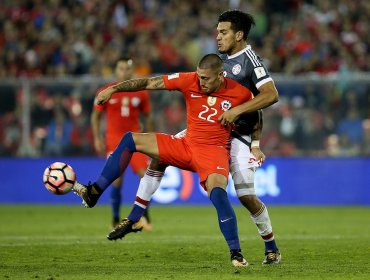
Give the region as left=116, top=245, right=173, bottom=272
left=262, top=250, right=281, bottom=265
left=73, top=181, right=102, bottom=208
left=112, top=217, right=120, bottom=229
left=230, top=249, right=248, bottom=268
left=107, top=218, right=144, bottom=240
left=141, top=216, right=153, bottom=232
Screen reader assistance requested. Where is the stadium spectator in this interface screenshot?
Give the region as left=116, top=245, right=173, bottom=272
left=0, top=0, right=368, bottom=77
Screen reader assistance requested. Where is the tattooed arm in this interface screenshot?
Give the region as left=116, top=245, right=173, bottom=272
left=96, top=76, right=165, bottom=105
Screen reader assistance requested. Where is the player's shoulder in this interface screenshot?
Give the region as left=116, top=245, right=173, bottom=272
left=166, top=71, right=196, bottom=80
left=170, top=72, right=198, bottom=85
left=181, top=71, right=198, bottom=79
left=227, top=45, right=262, bottom=63
left=219, top=53, right=228, bottom=62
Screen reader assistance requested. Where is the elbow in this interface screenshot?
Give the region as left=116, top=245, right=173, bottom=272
left=264, top=91, right=279, bottom=107
left=271, top=91, right=279, bottom=104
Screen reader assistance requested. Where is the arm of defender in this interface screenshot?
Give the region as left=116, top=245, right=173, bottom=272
left=235, top=81, right=279, bottom=115
left=250, top=110, right=266, bottom=164
left=218, top=81, right=278, bottom=125
left=96, top=76, right=165, bottom=105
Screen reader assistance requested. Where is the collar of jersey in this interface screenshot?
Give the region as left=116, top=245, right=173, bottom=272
left=227, top=45, right=251, bottom=59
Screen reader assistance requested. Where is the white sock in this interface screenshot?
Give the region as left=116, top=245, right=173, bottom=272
left=135, top=169, right=164, bottom=203
left=250, top=204, right=274, bottom=242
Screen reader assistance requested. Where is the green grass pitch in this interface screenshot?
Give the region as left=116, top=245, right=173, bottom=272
left=0, top=205, right=369, bottom=279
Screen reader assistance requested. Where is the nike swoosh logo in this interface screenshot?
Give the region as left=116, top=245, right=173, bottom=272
left=220, top=217, right=233, bottom=223
left=216, top=166, right=226, bottom=170
left=191, top=93, right=202, bottom=98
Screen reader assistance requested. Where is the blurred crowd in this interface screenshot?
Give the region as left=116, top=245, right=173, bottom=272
left=0, top=0, right=369, bottom=157
left=1, top=0, right=369, bottom=77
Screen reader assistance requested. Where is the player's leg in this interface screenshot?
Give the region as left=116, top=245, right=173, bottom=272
left=131, top=159, right=168, bottom=230
left=110, top=176, right=123, bottom=227
left=74, top=132, right=159, bottom=208
left=135, top=168, right=151, bottom=230
left=106, top=159, right=168, bottom=240
left=126, top=129, right=184, bottom=219
left=107, top=135, right=190, bottom=240
left=230, top=136, right=281, bottom=264
left=206, top=173, right=247, bottom=268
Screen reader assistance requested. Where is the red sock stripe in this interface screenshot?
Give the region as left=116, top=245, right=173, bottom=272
left=135, top=196, right=149, bottom=206
left=252, top=204, right=266, bottom=218
left=262, top=232, right=274, bottom=240
left=145, top=169, right=164, bottom=177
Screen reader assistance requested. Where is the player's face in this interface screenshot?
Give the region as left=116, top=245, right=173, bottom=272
left=216, top=22, right=240, bottom=55
left=196, top=67, right=223, bottom=94
left=115, top=60, right=133, bottom=81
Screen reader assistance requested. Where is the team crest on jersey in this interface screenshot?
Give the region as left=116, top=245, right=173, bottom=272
left=207, top=96, right=217, bottom=106
left=131, top=97, right=140, bottom=107
left=232, top=64, right=241, bottom=75
left=220, top=100, right=232, bottom=111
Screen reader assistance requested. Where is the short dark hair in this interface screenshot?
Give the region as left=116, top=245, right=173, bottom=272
left=218, top=10, right=255, bottom=40
left=198, top=53, right=223, bottom=72
left=116, top=56, right=133, bottom=66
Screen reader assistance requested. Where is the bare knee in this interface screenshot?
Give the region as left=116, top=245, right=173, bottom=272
left=206, top=173, right=227, bottom=196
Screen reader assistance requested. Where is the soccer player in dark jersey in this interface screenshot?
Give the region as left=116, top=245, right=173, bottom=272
left=114, top=10, right=281, bottom=265
left=91, top=57, right=153, bottom=229
left=216, top=10, right=281, bottom=265
left=74, top=54, right=254, bottom=267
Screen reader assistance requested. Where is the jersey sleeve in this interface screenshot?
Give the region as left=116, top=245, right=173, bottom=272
left=163, top=72, right=195, bottom=92
left=247, top=54, right=273, bottom=89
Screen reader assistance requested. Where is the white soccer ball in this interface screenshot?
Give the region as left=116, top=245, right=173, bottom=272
left=43, top=162, right=76, bottom=195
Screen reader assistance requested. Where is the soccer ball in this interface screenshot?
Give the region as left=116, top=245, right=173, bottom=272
left=43, top=162, right=76, bottom=195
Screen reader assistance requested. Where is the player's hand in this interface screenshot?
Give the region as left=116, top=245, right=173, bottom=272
left=251, top=146, right=266, bottom=166
left=218, top=107, right=241, bottom=126
left=96, top=87, right=114, bottom=105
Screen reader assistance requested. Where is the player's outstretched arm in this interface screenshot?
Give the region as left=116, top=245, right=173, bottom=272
left=237, top=81, right=279, bottom=114
left=96, top=76, right=165, bottom=105
left=218, top=81, right=278, bottom=125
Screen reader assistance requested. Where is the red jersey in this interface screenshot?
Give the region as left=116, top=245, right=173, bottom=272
left=163, top=72, right=253, bottom=147
left=94, top=81, right=151, bottom=147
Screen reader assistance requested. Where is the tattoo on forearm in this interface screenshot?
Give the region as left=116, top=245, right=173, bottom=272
left=150, top=76, right=165, bottom=89
left=113, top=78, right=148, bottom=92
left=113, top=76, right=164, bottom=91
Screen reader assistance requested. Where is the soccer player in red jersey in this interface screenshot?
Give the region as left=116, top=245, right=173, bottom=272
left=91, top=57, right=154, bottom=228
left=74, top=54, right=254, bottom=267
left=122, top=10, right=281, bottom=265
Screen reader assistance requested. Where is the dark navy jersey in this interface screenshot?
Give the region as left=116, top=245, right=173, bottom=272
left=220, top=45, right=273, bottom=97
left=220, top=45, right=273, bottom=135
